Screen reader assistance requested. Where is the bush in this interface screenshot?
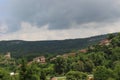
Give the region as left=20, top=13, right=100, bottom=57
left=66, top=71, right=87, bottom=80
left=94, top=66, right=113, bottom=80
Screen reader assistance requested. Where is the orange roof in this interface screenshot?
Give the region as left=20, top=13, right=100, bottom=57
left=80, top=49, right=87, bottom=53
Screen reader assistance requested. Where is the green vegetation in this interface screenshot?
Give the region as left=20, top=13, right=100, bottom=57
left=66, top=71, right=87, bottom=80
left=0, top=34, right=107, bottom=59
left=0, top=33, right=120, bottom=80
left=93, top=66, right=113, bottom=80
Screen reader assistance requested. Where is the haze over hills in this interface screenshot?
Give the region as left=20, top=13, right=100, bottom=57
left=0, top=34, right=109, bottom=58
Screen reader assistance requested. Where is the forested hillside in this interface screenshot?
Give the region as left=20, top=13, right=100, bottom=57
left=44, top=33, right=120, bottom=80
left=0, top=34, right=107, bottom=58
left=0, top=33, right=120, bottom=80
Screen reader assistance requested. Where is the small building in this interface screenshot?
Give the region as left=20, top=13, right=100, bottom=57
left=33, top=56, right=46, bottom=63
left=80, top=49, right=87, bottom=53
left=10, top=72, right=18, bottom=76
left=99, top=39, right=111, bottom=46
left=4, top=52, right=11, bottom=59
left=10, top=72, right=14, bottom=76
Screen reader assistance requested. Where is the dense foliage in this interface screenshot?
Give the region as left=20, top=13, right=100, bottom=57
left=0, top=35, right=106, bottom=59
left=0, top=33, right=120, bottom=80
left=66, top=71, right=87, bottom=80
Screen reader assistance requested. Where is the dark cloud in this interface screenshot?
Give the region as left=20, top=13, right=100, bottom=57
left=9, top=0, right=120, bottom=30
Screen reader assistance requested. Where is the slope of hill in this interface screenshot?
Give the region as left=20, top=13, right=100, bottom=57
left=0, top=34, right=108, bottom=58
left=49, top=32, right=120, bottom=80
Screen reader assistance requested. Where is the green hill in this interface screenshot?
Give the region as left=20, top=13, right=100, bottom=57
left=0, top=33, right=120, bottom=80
left=50, top=32, right=120, bottom=80
left=0, top=34, right=108, bottom=58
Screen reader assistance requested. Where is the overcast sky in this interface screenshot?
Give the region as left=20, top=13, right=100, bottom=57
left=0, top=0, right=120, bottom=41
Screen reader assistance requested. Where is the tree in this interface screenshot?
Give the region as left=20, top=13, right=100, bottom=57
left=65, top=58, right=73, bottom=73
left=19, top=58, right=28, bottom=80
left=84, top=60, right=94, bottom=72
left=0, top=68, right=10, bottom=80
left=88, top=52, right=106, bottom=66
left=108, top=34, right=115, bottom=40
left=30, top=75, right=40, bottom=80
left=114, top=61, right=120, bottom=80
left=26, top=63, right=40, bottom=80
left=71, top=61, right=85, bottom=72
left=111, top=47, right=120, bottom=61
left=94, top=66, right=113, bottom=80
left=40, top=70, right=46, bottom=80
left=66, top=71, right=87, bottom=80
left=54, top=57, right=66, bottom=75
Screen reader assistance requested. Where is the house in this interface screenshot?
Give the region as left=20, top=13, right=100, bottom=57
left=4, top=52, right=11, bottom=59
left=80, top=49, right=87, bottom=53
left=33, top=56, right=46, bottom=63
left=99, top=39, right=111, bottom=46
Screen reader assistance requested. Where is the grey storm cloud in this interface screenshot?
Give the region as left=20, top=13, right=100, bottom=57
left=10, top=0, right=120, bottom=30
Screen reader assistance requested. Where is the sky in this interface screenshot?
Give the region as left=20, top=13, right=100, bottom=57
left=0, top=0, right=120, bottom=41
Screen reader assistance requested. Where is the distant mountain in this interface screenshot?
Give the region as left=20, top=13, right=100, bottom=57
left=0, top=34, right=108, bottom=58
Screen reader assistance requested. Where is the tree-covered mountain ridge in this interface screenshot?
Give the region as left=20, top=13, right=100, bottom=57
left=0, top=33, right=120, bottom=80
left=49, top=32, right=120, bottom=80
left=0, top=33, right=115, bottom=58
